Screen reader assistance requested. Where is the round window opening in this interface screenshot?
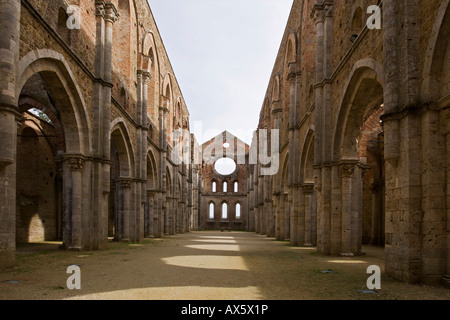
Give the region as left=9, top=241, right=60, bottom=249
left=214, top=158, right=236, bottom=176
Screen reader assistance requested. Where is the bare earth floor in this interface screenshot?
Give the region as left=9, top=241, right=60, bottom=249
left=0, top=231, right=449, bottom=300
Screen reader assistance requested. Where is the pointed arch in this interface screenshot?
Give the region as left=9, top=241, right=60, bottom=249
left=209, top=202, right=215, bottom=220
left=272, top=75, right=281, bottom=102
left=146, top=148, right=158, bottom=190
left=110, top=119, right=135, bottom=178
left=300, top=129, right=315, bottom=184
left=421, top=0, right=450, bottom=102
left=286, top=32, right=297, bottom=65
left=333, top=59, right=384, bottom=160
left=17, top=49, right=92, bottom=155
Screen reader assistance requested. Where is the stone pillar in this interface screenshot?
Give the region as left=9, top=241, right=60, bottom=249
left=370, top=180, right=383, bottom=245
left=120, top=179, right=132, bottom=242
left=258, top=175, right=265, bottom=235
left=288, top=63, right=300, bottom=246
left=303, top=184, right=314, bottom=246
left=312, top=3, right=326, bottom=255
left=144, top=191, right=153, bottom=238
left=138, top=71, right=151, bottom=241
left=94, top=1, right=118, bottom=250
left=154, top=191, right=164, bottom=238
left=272, top=104, right=283, bottom=240
left=0, top=0, right=20, bottom=268
left=159, top=105, right=169, bottom=236
left=284, top=194, right=290, bottom=241
left=340, top=163, right=354, bottom=255
left=164, top=198, right=169, bottom=235
left=446, top=132, right=450, bottom=283
left=69, top=158, right=84, bottom=251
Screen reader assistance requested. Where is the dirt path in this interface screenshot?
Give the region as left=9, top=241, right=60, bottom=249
left=0, top=231, right=449, bottom=300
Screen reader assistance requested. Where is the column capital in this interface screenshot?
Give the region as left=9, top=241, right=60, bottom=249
left=311, top=1, right=333, bottom=21
left=159, top=106, right=169, bottom=114
left=287, top=63, right=301, bottom=83
left=69, top=158, right=85, bottom=172
left=104, top=3, right=119, bottom=23
left=324, top=2, right=334, bottom=18
left=302, top=183, right=315, bottom=195
left=339, top=160, right=359, bottom=178
left=311, top=4, right=325, bottom=22
left=119, top=178, right=132, bottom=189
left=138, top=70, right=152, bottom=83
left=95, top=1, right=106, bottom=17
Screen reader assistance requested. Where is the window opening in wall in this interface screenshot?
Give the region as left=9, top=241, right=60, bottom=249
left=209, top=203, right=214, bottom=220
left=236, top=203, right=241, bottom=220
left=222, top=203, right=228, bottom=220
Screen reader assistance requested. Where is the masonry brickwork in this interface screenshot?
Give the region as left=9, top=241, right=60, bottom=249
left=249, top=0, right=450, bottom=286
left=0, top=0, right=200, bottom=267
left=1, top=0, right=449, bottom=288
left=199, top=131, right=249, bottom=231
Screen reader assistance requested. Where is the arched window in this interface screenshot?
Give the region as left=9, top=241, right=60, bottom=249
left=235, top=203, right=241, bottom=220
left=222, top=203, right=228, bottom=220
left=57, top=7, right=70, bottom=44
left=212, top=181, right=217, bottom=193
left=234, top=181, right=238, bottom=193
left=209, top=203, right=215, bottom=220
left=223, top=182, right=228, bottom=192
left=351, top=7, right=363, bottom=33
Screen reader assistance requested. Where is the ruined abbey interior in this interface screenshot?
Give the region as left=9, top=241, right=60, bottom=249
left=0, top=0, right=449, bottom=289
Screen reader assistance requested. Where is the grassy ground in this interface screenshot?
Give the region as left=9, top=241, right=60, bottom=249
left=0, top=231, right=449, bottom=300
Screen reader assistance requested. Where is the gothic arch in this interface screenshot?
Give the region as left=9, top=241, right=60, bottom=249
left=17, top=49, right=91, bottom=155
left=142, top=32, right=159, bottom=74
left=110, top=119, right=135, bottom=178
left=421, top=0, right=450, bottom=102
left=333, top=60, right=384, bottom=160
left=142, top=32, right=161, bottom=120
left=286, top=32, right=297, bottom=65
left=300, top=129, right=315, bottom=184
left=146, top=148, right=158, bottom=190
left=162, top=74, right=174, bottom=143
left=272, top=75, right=281, bottom=102
left=165, top=165, right=173, bottom=195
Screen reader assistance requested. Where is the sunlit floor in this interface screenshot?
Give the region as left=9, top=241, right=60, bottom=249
left=2, top=232, right=450, bottom=300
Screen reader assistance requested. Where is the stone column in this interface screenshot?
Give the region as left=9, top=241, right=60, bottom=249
left=120, top=179, right=132, bottom=242
left=154, top=191, right=164, bottom=238
left=339, top=162, right=356, bottom=256
left=164, top=198, right=169, bottom=235
left=446, top=132, right=450, bottom=284
left=288, top=63, right=300, bottom=246
left=370, top=181, right=383, bottom=245
left=312, top=3, right=326, bottom=254
left=69, top=158, right=84, bottom=251
left=303, top=184, right=314, bottom=246
left=0, top=0, right=20, bottom=268
left=272, top=104, right=283, bottom=240
left=258, top=175, right=265, bottom=235
left=159, top=105, right=169, bottom=236
left=94, top=1, right=118, bottom=250
left=284, top=194, right=290, bottom=241
left=102, top=2, right=117, bottom=160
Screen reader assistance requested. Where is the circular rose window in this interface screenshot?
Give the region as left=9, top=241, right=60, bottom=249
left=214, top=158, right=236, bottom=176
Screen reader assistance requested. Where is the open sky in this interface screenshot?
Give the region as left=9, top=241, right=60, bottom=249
left=147, top=0, right=294, bottom=145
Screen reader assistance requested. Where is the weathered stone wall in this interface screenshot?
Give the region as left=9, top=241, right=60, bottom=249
left=200, top=132, right=249, bottom=231
left=0, top=0, right=199, bottom=267
left=250, top=0, right=450, bottom=286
